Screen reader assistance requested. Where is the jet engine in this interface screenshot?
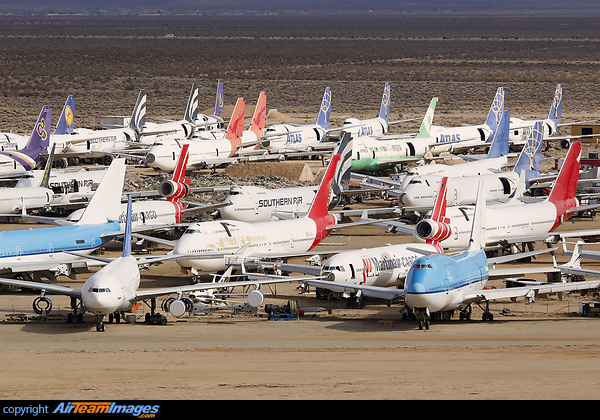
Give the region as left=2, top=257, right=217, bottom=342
left=414, top=219, right=452, bottom=243
left=32, top=296, right=52, bottom=315
left=158, top=179, right=191, bottom=200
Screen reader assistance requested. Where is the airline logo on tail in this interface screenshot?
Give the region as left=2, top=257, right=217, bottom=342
left=214, top=79, right=225, bottom=117
left=329, top=132, right=352, bottom=209
left=36, top=117, right=48, bottom=142
left=225, top=97, right=246, bottom=156
left=549, top=84, right=562, bottom=121
left=129, top=89, right=147, bottom=135
left=184, top=83, right=199, bottom=124
left=416, top=97, right=437, bottom=138
left=379, top=82, right=391, bottom=123
left=317, top=87, right=331, bottom=130
left=486, top=87, right=505, bottom=127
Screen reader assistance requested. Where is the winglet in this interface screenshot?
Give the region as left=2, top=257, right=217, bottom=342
left=214, top=79, right=225, bottom=118
left=54, top=95, right=75, bottom=135
left=316, top=87, right=331, bottom=131
left=123, top=195, right=133, bottom=258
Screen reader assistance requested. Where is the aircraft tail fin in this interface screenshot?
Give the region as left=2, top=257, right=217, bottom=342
left=416, top=97, right=437, bottom=138
left=0, top=106, right=51, bottom=171
left=123, top=195, right=133, bottom=258
left=214, top=79, right=225, bottom=118
left=378, top=82, right=391, bottom=124
left=249, top=91, right=267, bottom=140
left=225, top=97, right=246, bottom=153
left=548, top=84, right=562, bottom=122
left=40, top=143, right=56, bottom=189
left=548, top=140, right=581, bottom=205
left=307, top=153, right=341, bottom=221
left=76, top=158, right=126, bottom=225
left=183, top=83, right=199, bottom=124
left=128, top=89, right=147, bottom=136
left=486, top=109, right=510, bottom=158
left=54, top=95, right=75, bottom=135
left=329, top=132, right=353, bottom=209
left=512, top=120, right=544, bottom=186
left=484, top=87, right=505, bottom=132
left=467, top=180, right=486, bottom=252
left=563, top=240, right=583, bottom=270
left=316, top=87, right=331, bottom=131
left=171, top=143, right=190, bottom=185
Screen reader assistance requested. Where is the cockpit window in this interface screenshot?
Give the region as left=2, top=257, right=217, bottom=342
left=185, top=228, right=202, bottom=234
left=414, top=264, right=432, bottom=269
left=89, top=288, right=111, bottom=293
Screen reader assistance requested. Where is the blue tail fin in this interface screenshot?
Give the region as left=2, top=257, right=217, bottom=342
left=486, top=110, right=510, bottom=159
left=123, top=195, right=133, bottom=258
left=378, top=82, right=391, bottom=124
left=316, top=87, right=331, bottom=131
left=484, top=87, right=504, bottom=133
left=214, top=79, right=225, bottom=118
left=0, top=106, right=51, bottom=171
left=548, top=84, right=562, bottom=122
left=513, top=120, right=544, bottom=187
left=128, top=89, right=146, bottom=136
left=184, top=83, right=199, bottom=124
left=54, top=95, right=75, bottom=135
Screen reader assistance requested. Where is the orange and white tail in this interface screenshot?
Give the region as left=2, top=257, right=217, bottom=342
left=225, top=97, right=246, bottom=156
left=249, top=91, right=266, bottom=142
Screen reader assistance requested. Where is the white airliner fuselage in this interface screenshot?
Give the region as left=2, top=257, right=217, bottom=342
left=219, top=185, right=317, bottom=221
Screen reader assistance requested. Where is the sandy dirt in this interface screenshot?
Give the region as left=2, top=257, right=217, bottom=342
left=2, top=193, right=600, bottom=400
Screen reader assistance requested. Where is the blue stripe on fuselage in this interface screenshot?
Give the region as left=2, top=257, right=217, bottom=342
left=0, top=221, right=120, bottom=259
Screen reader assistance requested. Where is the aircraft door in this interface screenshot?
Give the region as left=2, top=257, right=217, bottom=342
left=48, top=243, right=54, bottom=259
left=15, top=245, right=21, bottom=260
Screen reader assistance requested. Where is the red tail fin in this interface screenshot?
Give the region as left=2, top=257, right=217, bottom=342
left=308, top=154, right=341, bottom=221
left=250, top=91, right=266, bottom=141
left=549, top=141, right=581, bottom=204
left=171, top=143, right=189, bottom=184
left=414, top=177, right=451, bottom=249
left=548, top=141, right=581, bottom=231
left=225, top=97, right=245, bottom=156
left=430, top=176, right=448, bottom=223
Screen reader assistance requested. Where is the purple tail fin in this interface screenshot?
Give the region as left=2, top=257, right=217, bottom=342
left=0, top=106, right=51, bottom=170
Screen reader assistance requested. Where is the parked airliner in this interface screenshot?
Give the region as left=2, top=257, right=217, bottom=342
left=0, top=195, right=306, bottom=331
left=399, top=111, right=543, bottom=210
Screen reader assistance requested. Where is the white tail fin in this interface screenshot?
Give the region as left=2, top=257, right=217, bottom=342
left=467, top=180, right=486, bottom=252
left=563, top=240, right=583, bottom=269
left=76, top=158, right=126, bottom=225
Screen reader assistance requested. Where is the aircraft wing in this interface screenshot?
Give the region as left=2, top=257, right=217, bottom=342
left=133, top=275, right=311, bottom=302
left=462, top=279, right=600, bottom=305
left=0, top=277, right=82, bottom=298
left=303, top=279, right=405, bottom=301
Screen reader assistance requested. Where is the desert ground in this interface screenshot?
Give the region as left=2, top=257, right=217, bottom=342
left=1, top=15, right=600, bottom=402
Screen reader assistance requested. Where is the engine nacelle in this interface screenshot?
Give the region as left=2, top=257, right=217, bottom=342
left=33, top=296, right=52, bottom=315
left=247, top=289, right=265, bottom=308
left=158, top=180, right=191, bottom=200
left=414, top=219, right=452, bottom=243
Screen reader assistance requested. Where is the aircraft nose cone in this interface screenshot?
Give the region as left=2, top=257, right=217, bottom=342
left=406, top=280, right=427, bottom=295
left=83, top=292, right=119, bottom=315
